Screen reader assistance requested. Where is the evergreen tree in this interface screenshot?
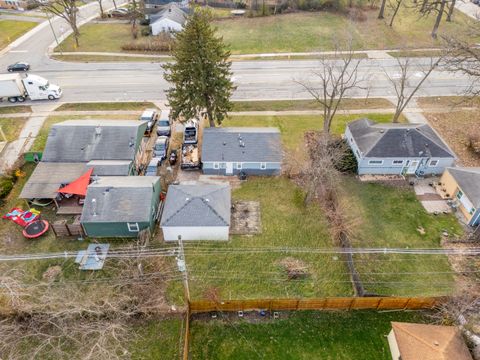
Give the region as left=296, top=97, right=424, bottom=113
left=163, top=9, right=235, bottom=127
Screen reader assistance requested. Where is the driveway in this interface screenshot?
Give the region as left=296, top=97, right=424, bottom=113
left=413, top=178, right=451, bottom=214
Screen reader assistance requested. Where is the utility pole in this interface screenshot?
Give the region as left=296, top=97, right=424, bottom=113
left=177, top=235, right=190, bottom=302
left=45, top=10, right=62, bottom=54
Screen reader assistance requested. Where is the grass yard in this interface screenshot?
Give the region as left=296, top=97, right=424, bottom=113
left=30, top=114, right=139, bottom=152
left=215, top=7, right=476, bottom=54
left=189, top=310, right=428, bottom=360
left=231, top=98, right=393, bottom=112
left=56, top=23, right=147, bottom=53
left=0, top=117, right=27, bottom=142
left=424, top=111, right=480, bottom=167
left=55, top=101, right=158, bottom=112
left=418, top=96, right=480, bottom=108
left=224, top=113, right=398, bottom=150
left=0, top=105, right=32, bottom=114
left=0, top=19, right=37, bottom=50
left=173, top=177, right=353, bottom=302
left=52, top=54, right=169, bottom=62
left=54, top=6, right=476, bottom=55
left=339, top=178, right=463, bottom=296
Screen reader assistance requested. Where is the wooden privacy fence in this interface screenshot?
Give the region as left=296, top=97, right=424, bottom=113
left=189, top=296, right=443, bottom=313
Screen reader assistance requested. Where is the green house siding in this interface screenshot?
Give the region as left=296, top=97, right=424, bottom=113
left=83, top=221, right=152, bottom=238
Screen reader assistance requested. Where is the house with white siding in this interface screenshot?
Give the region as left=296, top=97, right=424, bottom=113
left=345, top=119, right=455, bottom=176
left=202, top=127, right=282, bottom=176
left=160, top=184, right=231, bottom=241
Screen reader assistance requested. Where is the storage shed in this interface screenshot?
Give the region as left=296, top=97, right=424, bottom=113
left=81, top=176, right=161, bottom=238
left=161, top=184, right=231, bottom=241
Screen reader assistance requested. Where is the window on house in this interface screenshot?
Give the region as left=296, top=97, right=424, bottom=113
left=260, top=162, right=267, bottom=170
left=356, top=150, right=361, bottom=157
left=213, top=162, right=219, bottom=169
left=392, top=160, right=404, bottom=166
left=429, top=160, right=439, bottom=167
left=368, top=160, right=383, bottom=165
left=456, top=190, right=463, bottom=199
left=236, top=162, right=242, bottom=170
left=470, top=207, right=476, bottom=215
left=220, top=162, right=226, bottom=169
left=127, top=223, right=139, bottom=232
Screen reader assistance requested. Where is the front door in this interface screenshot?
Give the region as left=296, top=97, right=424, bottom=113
left=406, top=160, right=419, bottom=175
left=226, top=162, right=233, bottom=175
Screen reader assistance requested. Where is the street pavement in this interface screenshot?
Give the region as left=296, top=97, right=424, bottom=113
left=0, top=2, right=478, bottom=103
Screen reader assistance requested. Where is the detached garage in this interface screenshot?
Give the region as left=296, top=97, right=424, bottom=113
left=161, top=184, right=231, bottom=241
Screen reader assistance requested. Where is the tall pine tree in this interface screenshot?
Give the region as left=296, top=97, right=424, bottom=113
left=163, top=8, right=235, bottom=127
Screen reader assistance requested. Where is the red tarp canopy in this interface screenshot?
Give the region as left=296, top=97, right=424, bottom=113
left=57, top=168, right=93, bottom=196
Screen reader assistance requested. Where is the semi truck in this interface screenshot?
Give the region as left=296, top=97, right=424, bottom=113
left=0, top=73, right=62, bottom=103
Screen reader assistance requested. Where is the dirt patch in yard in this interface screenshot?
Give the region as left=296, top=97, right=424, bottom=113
left=425, top=111, right=480, bottom=167
left=230, top=200, right=261, bottom=235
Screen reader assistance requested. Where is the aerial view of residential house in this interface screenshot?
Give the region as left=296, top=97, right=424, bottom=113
left=19, top=120, right=147, bottom=210
left=161, top=183, right=231, bottom=241
left=144, top=0, right=184, bottom=12
left=80, top=176, right=161, bottom=238
left=202, top=127, right=282, bottom=176
left=149, top=3, right=188, bottom=35
left=437, top=167, right=480, bottom=226
left=388, top=322, right=472, bottom=360
left=0, top=0, right=30, bottom=10
left=345, top=119, right=455, bottom=176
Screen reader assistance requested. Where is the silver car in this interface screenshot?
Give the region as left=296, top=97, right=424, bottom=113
left=153, top=136, right=169, bottom=159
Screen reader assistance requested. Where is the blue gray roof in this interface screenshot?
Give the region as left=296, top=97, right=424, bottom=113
left=42, top=120, right=147, bottom=163
left=86, top=160, right=132, bottom=176
left=202, top=127, right=282, bottom=163
left=447, top=167, right=480, bottom=206
left=161, top=184, right=231, bottom=227
left=81, top=176, right=160, bottom=223
left=347, top=119, right=455, bottom=158
left=150, top=3, right=188, bottom=24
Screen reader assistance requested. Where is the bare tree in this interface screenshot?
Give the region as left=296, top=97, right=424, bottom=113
left=37, top=0, right=80, bottom=47
left=446, top=0, right=456, bottom=21
left=388, top=0, right=403, bottom=26
left=415, top=0, right=450, bottom=38
left=97, top=0, right=105, bottom=18
left=442, top=22, right=480, bottom=97
left=378, top=0, right=387, bottom=18
left=297, top=46, right=364, bottom=134
left=384, top=57, right=441, bottom=122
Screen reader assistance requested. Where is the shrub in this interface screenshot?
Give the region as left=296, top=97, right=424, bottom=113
left=328, top=138, right=358, bottom=173
left=467, top=135, right=480, bottom=157
left=141, top=27, right=151, bottom=37
left=121, top=33, right=174, bottom=52
left=347, top=7, right=367, bottom=21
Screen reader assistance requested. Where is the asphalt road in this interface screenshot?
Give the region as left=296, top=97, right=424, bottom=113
left=0, top=3, right=477, bottom=103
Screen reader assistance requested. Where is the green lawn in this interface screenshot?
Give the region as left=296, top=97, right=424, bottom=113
left=340, top=178, right=463, bottom=296
left=0, top=117, right=27, bottom=142
left=215, top=8, right=476, bottom=54
left=55, top=101, right=158, bottom=112
left=190, top=310, right=428, bottom=360
left=172, top=177, right=352, bottom=302
left=231, top=98, right=393, bottom=112
left=30, top=114, right=139, bottom=152
left=0, top=19, right=37, bottom=50
left=56, top=23, right=144, bottom=53
left=224, top=113, right=398, bottom=150
left=55, top=7, right=477, bottom=55
left=0, top=105, right=32, bottom=114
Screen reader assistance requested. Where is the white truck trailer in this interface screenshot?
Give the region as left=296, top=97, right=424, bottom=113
left=0, top=73, right=62, bottom=103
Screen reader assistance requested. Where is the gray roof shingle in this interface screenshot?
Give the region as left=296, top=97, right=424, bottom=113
left=161, top=184, right=231, bottom=227
left=42, top=120, right=147, bottom=163
left=19, top=162, right=87, bottom=199
left=447, top=167, right=480, bottom=206
left=81, top=176, right=160, bottom=223
left=347, top=119, right=455, bottom=158
left=202, top=127, right=282, bottom=163
left=150, top=3, right=188, bottom=24
left=86, top=160, right=132, bottom=176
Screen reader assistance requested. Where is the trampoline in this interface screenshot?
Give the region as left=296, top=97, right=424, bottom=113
left=23, top=220, right=49, bottom=239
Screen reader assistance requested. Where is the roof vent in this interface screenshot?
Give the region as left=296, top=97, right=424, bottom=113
left=185, top=197, right=189, bottom=202
left=205, top=198, right=210, bottom=202
left=379, top=129, right=385, bottom=133
left=129, top=137, right=135, bottom=147
left=239, top=140, right=245, bottom=148
left=433, top=341, right=439, bottom=346
left=223, top=141, right=226, bottom=146
left=95, top=126, right=102, bottom=136
left=91, top=198, right=97, bottom=216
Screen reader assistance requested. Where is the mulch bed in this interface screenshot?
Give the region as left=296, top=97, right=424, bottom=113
left=230, top=200, right=261, bottom=235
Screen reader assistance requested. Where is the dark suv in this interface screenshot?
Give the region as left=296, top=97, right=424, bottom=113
left=7, top=62, right=30, bottom=72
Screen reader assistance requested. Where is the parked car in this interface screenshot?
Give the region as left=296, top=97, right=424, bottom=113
left=107, top=8, right=129, bottom=17
left=140, top=109, right=158, bottom=136
left=169, top=149, right=177, bottom=165
left=154, top=136, right=169, bottom=159
left=145, top=157, right=161, bottom=176
left=7, top=62, right=30, bottom=72
left=156, top=111, right=171, bottom=136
